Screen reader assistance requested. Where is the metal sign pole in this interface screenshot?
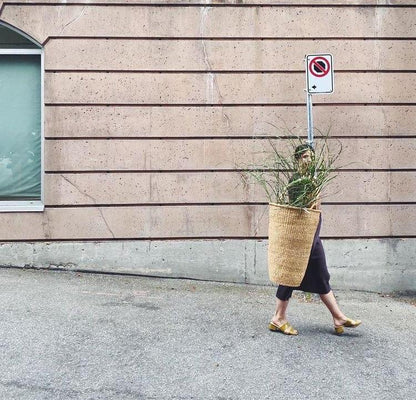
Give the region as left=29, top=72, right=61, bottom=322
left=306, top=53, right=334, bottom=148
left=307, top=92, right=314, bottom=146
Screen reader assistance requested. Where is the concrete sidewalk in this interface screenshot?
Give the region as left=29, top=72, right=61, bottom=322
left=0, top=268, right=414, bottom=400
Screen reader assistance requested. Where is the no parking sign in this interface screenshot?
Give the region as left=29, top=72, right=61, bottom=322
left=306, top=54, right=334, bottom=94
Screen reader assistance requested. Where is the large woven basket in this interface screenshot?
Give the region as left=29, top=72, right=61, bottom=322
left=268, top=203, right=321, bottom=286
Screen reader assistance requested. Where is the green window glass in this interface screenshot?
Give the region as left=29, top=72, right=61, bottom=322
left=0, top=55, right=41, bottom=199
left=0, top=22, right=43, bottom=209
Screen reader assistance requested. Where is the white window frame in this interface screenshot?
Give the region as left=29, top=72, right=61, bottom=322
left=0, top=22, right=44, bottom=212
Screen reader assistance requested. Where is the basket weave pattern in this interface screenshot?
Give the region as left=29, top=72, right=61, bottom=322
left=268, top=203, right=321, bottom=286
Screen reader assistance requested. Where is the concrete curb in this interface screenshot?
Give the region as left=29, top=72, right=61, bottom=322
left=1, top=238, right=415, bottom=293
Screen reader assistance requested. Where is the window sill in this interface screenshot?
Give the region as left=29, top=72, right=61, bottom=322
left=0, top=201, right=44, bottom=212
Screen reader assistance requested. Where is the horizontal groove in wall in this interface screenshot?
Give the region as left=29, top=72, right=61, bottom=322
left=45, top=168, right=416, bottom=174
left=43, top=202, right=416, bottom=208
left=44, top=135, right=416, bottom=140
left=45, top=36, right=416, bottom=40
left=44, top=69, right=416, bottom=74
left=45, top=136, right=306, bottom=141
left=43, top=203, right=271, bottom=208
left=1, top=236, right=414, bottom=243
left=7, top=3, right=416, bottom=8
left=44, top=136, right=302, bottom=140
left=324, top=202, right=416, bottom=205
left=44, top=103, right=416, bottom=107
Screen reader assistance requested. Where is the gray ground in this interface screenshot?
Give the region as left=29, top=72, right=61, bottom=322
left=0, top=268, right=414, bottom=400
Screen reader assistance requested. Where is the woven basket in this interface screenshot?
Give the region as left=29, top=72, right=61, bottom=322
left=268, top=203, right=321, bottom=286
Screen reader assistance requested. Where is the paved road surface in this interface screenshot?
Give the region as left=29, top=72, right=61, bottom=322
left=0, top=268, right=414, bottom=400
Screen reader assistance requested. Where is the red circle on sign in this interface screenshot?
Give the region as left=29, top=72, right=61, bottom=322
left=309, top=57, right=330, bottom=78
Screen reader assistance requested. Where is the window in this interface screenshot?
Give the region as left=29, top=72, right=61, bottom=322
left=0, top=22, right=43, bottom=211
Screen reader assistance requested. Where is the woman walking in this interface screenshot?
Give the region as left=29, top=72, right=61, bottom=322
left=269, top=144, right=361, bottom=335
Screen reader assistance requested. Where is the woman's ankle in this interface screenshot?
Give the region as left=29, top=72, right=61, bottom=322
left=272, top=315, right=287, bottom=324
left=333, top=315, right=347, bottom=325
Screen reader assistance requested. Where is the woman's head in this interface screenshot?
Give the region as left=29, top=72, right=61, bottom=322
left=294, top=143, right=315, bottom=172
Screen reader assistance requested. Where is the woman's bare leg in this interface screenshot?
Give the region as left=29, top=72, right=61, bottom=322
left=270, top=298, right=298, bottom=335
left=319, top=290, right=348, bottom=326
left=272, top=298, right=290, bottom=325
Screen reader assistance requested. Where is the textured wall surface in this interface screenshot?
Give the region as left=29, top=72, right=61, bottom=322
left=0, top=239, right=415, bottom=293
left=0, top=1, right=415, bottom=290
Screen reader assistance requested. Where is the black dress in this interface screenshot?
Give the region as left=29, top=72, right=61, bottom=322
left=276, top=174, right=331, bottom=301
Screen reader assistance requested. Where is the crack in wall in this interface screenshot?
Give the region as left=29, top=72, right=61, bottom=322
left=253, top=205, right=267, bottom=237
left=42, top=211, right=51, bottom=240
left=149, top=173, right=153, bottom=202
left=97, top=207, right=116, bottom=239
left=253, top=241, right=257, bottom=279
left=58, top=6, right=87, bottom=36
left=387, top=170, right=393, bottom=237
left=60, top=174, right=115, bottom=239
left=148, top=107, right=153, bottom=138
left=244, top=242, right=248, bottom=283
left=200, top=5, right=229, bottom=130
left=199, top=11, right=218, bottom=104
left=60, top=174, right=97, bottom=204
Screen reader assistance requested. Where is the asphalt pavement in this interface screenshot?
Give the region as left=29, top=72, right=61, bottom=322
left=0, top=267, right=414, bottom=400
